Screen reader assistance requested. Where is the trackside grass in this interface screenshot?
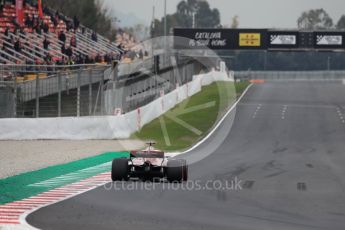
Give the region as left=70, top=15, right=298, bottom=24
left=134, top=81, right=250, bottom=151
left=0, top=152, right=129, bottom=205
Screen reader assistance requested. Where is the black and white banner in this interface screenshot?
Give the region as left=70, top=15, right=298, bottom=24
left=316, top=35, right=342, bottom=46
left=267, top=32, right=299, bottom=49
left=314, top=32, right=345, bottom=49
left=270, top=35, right=297, bottom=45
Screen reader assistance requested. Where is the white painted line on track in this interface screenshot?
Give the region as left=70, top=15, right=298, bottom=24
left=252, top=102, right=262, bottom=119
left=281, top=105, right=288, bottom=120
left=335, top=107, right=345, bottom=124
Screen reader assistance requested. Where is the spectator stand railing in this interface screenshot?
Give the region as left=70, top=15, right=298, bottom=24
left=46, top=32, right=89, bottom=57
left=1, top=33, right=46, bottom=62
left=76, top=32, right=113, bottom=54
left=82, top=27, right=122, bottom=53
left=1, top=34, right=43, bottom=61
left=0, top=36, right=35, bottom=62
left=33, top=32, right=69, bottom=59
left=0, top=64, right=111, bottom=118
left=9, top=32, right=50, bottom=60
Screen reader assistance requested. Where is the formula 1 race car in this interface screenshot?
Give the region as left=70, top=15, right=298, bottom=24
left=111, top=142, right=188, bottom=183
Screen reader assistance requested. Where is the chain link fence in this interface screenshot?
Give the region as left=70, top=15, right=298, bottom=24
left=0, top=81, right=15, bottom=118
left=106, top=60, right=200, bottom=114
left=0, top=64, right=111, bottom=118
left=0, top=55, right=204, bottom=118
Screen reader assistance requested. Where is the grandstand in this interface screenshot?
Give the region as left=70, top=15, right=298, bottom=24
left=0, top=0, right=124, bottom=66
left=0, top=0, right=168, bottom=119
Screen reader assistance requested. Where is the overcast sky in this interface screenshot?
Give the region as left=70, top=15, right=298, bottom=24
left=103, top=0, right=345, bottom=28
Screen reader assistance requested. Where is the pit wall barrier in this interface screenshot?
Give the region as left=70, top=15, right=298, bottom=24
left=0, top=70, right=233, bottom=140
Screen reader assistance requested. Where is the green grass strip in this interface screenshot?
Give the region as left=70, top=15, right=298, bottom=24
left=0, top=152, right=129, bottom=205
left=134, top=81, right=250, bottom=151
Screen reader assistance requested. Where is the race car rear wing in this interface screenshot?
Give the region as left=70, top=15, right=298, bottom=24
left=130, top=150, right=165, bottom=159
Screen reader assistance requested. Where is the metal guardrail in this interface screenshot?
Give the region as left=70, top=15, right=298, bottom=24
left=235, top=71, right=345, bottom=80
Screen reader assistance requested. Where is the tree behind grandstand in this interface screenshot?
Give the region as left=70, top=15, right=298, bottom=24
left=44, top=0, right=116, bottom=40
left=297, top=8, right=333, bottom=29
left=336, top=15, right=345, bottom=30
left=151, top=0, right=220, bottom=37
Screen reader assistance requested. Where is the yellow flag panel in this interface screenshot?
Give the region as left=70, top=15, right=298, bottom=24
left=239, top=33, right=261, bottom=47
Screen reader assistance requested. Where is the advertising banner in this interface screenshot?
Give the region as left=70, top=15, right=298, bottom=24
left=174, top=28, right=267, bottom=50
left=235, top=29, right=267, bottom=49
left=173, top=28, right=233, bottom=50
left=270, top=35, right=297, bottom=45
left=268, top=31, right=299, bottom=49
left=174, top=28, right=345, bottom=50
left=316, top=35, right=342, bottom=45
left=314, top=32, right=344, bottom=49
left=239, top=33, right=261, bottom=47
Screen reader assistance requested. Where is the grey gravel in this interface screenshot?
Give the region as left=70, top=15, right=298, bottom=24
left=0, top=140, right=144, bottom=179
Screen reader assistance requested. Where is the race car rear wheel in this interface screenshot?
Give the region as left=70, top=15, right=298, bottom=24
left=182, top=160, right=188, bottom=182
left=166, top=160, right=184, bottom=183
left=111, top=158, right=129, bottom=181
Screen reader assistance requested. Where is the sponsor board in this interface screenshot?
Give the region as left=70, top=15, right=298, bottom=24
left=270, top=35, right=296, bottom=45
left=174, top=28, right=232, bottom=49
left=314, top=32, right=345, bottom=49
left=173, top=28, right=266, bottom=50
left=239, top=33, right=261, bottom=47
left=173, top=28, right=345, bottom=50
left=316, top=35, right=342, bottom=45
left=268, top=31, right=299, bottom=49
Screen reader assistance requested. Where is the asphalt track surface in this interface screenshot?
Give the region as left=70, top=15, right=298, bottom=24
left=27, top=81, right=345, bottom=230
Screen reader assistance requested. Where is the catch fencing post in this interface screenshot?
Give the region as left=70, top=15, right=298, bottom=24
left=100, top=70, right=104, bottom=115
left=88, top=68, right=92, bottom=116
left=58, top=72, right=62, bottom=117
left=35, top=75, right=40, bottom=118
left=13, top=73, right=17, bottom=118
left=77, top=69, right=81, bottom=117
left=112, top=61, right=119, bottom=114
left=0, top=65, right=3, bottom=81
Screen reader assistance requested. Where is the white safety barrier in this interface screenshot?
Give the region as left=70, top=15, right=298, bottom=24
left=0, top=70, right=233, bottom=140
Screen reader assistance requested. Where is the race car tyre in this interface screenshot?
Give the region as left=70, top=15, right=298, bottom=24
left=111, top=158, right=129, bottom=181
left=166, top=159, right=184, bottom=183
left=181, top=160, right=188, bottom=182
